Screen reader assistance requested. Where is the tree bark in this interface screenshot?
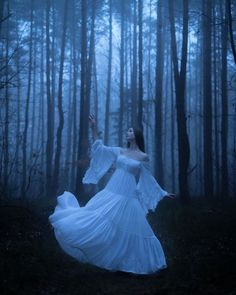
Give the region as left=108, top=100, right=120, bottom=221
left=155, top=0, right=164, bottom=186
left=202, top=0, right=213, bottom=197
left=227, top=0, right=236, bottom=65
left=168, top=0, right=190, bottom=200
left=46, top=0, right=54, bottom=196
left=221, top=0, right=229, bottom=198
left=70, top=0, right=79, bottom=192
left=53, top=0, right=68, bottom=195
left=104, top=0, right=112, bottom=145
left=131, top=0, right=138, bottom=127
left=21, top=0, right=33, bottom=197
left=3, top=0, right=9, bottom=193
left=137, top=0, right=143, bottom=130
left=119, top=1, right=125, bottom=146
left=76, top=0, right=88, bottom=195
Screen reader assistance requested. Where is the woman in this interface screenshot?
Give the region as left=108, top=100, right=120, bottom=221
left=49, top=114, right=175, bottom=275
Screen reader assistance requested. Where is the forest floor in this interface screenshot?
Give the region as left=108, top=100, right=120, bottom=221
left=0, top=195, right=236, bottom=295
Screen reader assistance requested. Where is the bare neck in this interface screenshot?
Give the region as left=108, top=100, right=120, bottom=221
left=127, top=141, right=139, bottom=151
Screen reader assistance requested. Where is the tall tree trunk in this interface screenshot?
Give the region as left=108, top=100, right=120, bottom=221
left=131, top=0, right=137, bottom=127
left=70, top=0, right=78, bottom=192
left=227, top=0, right=236, bottom=65
left=3, top=1, right=9, bottom=194
left=86, top=0, right=96, bottom=116
left=170, top=52, right=176, bottom=193
left=221, top=0, right=229, bottom=198
left=213, top=5, right=220, bottom=196
left=155, top=0, right=164, bottom=185
left=46, top=0, right=53, bottom=196
left=93, top=53, right=99, bottom=123
left=76, top=0, right=88, bottom=195
left=202, top=0, right=213, bottom=197
left=16, top=25, right=21, bottom=197
left=64, top=48, right=73, bottom=189
left=21, top=0, right=33, bottom=197
left=146, top=0, right=152, bottom=153
left=104, top=0, right=112, bottom=145
left=168, top=0, right=190, bottom=200
left=51, top=1, right=56, bottom=145
left=137, top=0, right=143, bottom=130
left=53, top=0, right=68, bottom=195
left=39, top=13, right=45, bottom=195
left=30, top=21, right=37, bottom=156
left=0, top=0, right=5, bottom=35
left=119, top=1, right=125, bottom=146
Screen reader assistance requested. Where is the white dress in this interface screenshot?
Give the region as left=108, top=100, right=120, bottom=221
left=48, top=139, right=169, bottom=274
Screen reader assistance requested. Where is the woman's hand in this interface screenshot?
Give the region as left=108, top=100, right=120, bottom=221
left=89, top=114, right=96, bottom=129
left=165, top=193, right=176, bottom=199
left=89, top=114, right=98, bottom=140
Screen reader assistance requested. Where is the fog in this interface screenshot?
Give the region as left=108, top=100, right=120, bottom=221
left=0, top=0, right=235, bottom=200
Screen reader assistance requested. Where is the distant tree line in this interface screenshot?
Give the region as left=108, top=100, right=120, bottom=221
left=0, top=0, right=235, bottom=200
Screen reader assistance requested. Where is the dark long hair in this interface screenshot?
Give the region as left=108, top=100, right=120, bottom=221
left=127, top=128, right=145, bottom=152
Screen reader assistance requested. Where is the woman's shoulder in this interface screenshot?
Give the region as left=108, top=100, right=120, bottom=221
left=139, top=151, right=149, bottom=162
left=121, top=147, right=149, bottom=162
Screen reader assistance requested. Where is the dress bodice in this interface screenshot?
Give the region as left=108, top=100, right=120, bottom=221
left=105, top=155, right=141, bottom=198
left=82, top=139, right=168, bottom=214
left=115, top=154, right=141, bottom=177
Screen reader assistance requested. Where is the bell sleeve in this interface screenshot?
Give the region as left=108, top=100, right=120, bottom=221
left=82, top=139, right=120, bottom=184
left=136, top=159, right=169, bottom=215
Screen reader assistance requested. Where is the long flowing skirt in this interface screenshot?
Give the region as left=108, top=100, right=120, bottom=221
left=48, top=190, right=167, bottom=274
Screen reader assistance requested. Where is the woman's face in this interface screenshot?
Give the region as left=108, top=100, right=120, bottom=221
left=126, top=127, right=135, bottom=142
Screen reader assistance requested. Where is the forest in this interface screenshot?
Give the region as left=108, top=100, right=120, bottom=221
left=1, top=0, right=236, bottom=294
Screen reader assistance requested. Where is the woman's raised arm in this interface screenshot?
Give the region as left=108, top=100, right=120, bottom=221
left=89, top=114, right=99, bottom=141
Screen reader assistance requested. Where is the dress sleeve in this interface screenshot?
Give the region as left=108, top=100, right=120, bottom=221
left=82, top=139, right=120, bottom=184
left=136, top=159, right=168, bottom=215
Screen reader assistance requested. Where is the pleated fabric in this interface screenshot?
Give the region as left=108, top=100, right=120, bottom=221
left=49, top=139, right=168, bottom=274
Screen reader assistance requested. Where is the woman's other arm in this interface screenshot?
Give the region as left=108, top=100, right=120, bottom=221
left=89, top=114, right=98, bottom=141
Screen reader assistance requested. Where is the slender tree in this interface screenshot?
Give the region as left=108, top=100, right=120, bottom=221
left=168, top=0, right=190, bottom=200
left=0, top=0, right=5, bottom=35
left=21, top=0, right=33, bottom=197
left=104, top=0, right=113, bottom=145
left=46, top=0, right=54, bottom=195
left=213, top=4, right=220, bottom=196
left=86, top=0, right=96, bottom=115
left=202, top=0, right=213, bottom=197
left=221, top=0, right=229, bottom=198
left=131, top=0, right=138, bottom=127
left=70, top=0, right=79, bottom=192
left=227, top=0, right=236, bottom=65
left=76, top=0, right=88, bottom=194
left=53, top=0, right=68, bottom=195
left=3, top=0, right=10, bottom=193
left=118, top=0, right=125, bottom=146
left=137, top=0, right=143, bottom=130
left=155, top=0, right=164, bottom=186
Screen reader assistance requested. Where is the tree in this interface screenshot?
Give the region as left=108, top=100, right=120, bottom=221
left=227, top=0, right=236, bottom=65
left=52, top=0, right=68, bottom=195
left=155, top=0, right=164, bottom=186
left=137, top=0, right=143, bottom=130
left=21, top=0, right=33, bottom=197
left=168, top=0, right=190, bottom=200
left=45, top=0, right=54, bottom=196
left=76, top=0, right=88, bottom=195
left=118, top=1, right=125, bottom=146
left=104, top=0, right=113, bottom=145
left=131, top=0, right=138, bottom=127
left=221, top=0, right=229, bottom=197
left=202, top=0, right=213, bottom=197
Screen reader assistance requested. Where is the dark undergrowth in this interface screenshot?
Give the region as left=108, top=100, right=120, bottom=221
left=0, top=195, right=236, bottom=295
